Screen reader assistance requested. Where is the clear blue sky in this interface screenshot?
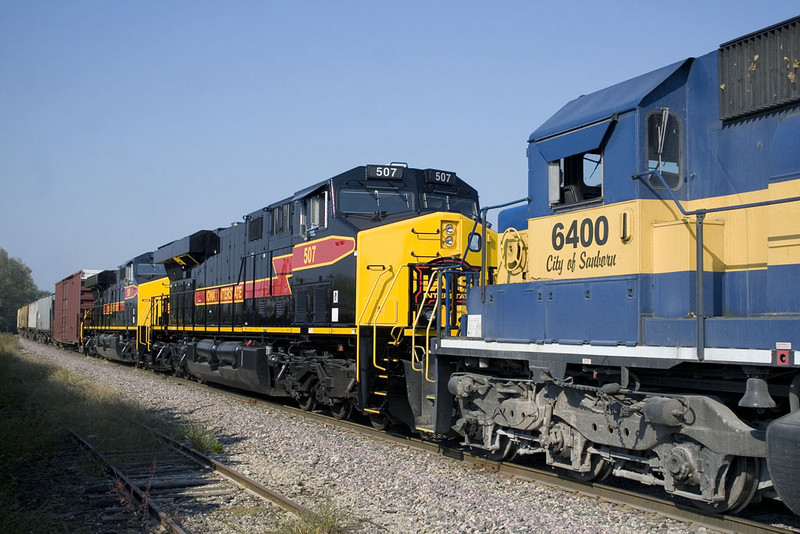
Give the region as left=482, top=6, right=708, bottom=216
left=2, top=1, right=798, bottom=291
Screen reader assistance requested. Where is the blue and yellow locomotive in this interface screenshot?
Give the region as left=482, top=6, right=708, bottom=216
left=435, top=17, right=800, bottom=513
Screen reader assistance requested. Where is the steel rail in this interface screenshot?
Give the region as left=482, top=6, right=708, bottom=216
left=139, top=423, right=313, bottom=520
left=177, top=378, right=799, bottom=534
left=68, top=430, right=189, bottom=534
left=65, top=347, right=799, bottom=534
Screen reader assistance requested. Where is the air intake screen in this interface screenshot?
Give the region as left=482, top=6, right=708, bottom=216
left=719, top=16, right=800, bottom=121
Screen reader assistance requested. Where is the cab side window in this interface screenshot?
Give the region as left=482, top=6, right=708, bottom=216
left=646, top=110, right=682, bottom=190
left=297, top=192, right=328, bottom=238
left=548, top=150, right=603, bottom=206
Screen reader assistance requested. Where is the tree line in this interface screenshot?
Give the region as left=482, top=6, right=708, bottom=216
left=0, top=248, right=49, bottom=333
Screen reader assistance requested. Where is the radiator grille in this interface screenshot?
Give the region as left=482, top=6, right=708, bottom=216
left=719, top=16, right=800, bottom=121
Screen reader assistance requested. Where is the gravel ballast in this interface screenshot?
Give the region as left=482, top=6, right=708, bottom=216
left=19, top=338, right=711, bottom=533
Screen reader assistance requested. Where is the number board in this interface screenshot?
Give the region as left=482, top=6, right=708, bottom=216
left=424, top=169, right=457, bottom=186
left=366, top=165, right=404, bottom=179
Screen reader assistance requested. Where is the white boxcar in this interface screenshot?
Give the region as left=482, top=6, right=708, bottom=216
left=35, top=294, right=54, bottom=338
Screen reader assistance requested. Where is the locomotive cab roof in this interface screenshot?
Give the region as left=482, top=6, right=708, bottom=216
left=246, top=165, right=479, bottom=227
left=530, top=59, right=691, bottom=145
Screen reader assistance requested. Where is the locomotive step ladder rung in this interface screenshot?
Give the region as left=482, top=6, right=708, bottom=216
left=364, top=355, right=391, bottom=412
left=407, top=362, right=438, bottom=435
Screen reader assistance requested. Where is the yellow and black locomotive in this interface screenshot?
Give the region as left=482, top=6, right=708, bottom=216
left=117, top=164, right=494, bottom=430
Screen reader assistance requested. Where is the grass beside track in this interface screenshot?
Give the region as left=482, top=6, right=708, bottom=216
left=0, top=335, right=200, bottom=533
left=0, top=335, right=352, bottom=534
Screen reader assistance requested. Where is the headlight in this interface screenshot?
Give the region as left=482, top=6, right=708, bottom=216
left=444, top=236, right=455, bottom=247
left=444, top=223, right=455, bottom=235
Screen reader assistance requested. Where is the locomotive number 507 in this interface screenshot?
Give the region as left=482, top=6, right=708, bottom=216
left=303, top=245, right=317, bottom=265
left=552, top=216, right=609, bottom=250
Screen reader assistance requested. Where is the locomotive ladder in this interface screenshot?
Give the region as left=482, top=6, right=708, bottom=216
left=408, top=270, right=447, bottom=433
left=358, top=264, right=451, bottom=432
left=357, top=265, right=408, bottom=415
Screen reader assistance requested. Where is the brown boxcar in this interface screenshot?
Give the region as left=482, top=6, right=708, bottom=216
left=53, top=270, right=100, bottom=346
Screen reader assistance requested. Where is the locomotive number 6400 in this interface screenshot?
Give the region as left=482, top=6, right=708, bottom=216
left=552, top=216, right=609, bottom=250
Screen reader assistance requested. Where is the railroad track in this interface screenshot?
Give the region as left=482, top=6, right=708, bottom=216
left=165, top=375, right=800, bottom=534
left=30, top=338, right=800, bottom=534
left=69, top=424, right=309, bottom=533
left=33, top=443, right=158, bottom=533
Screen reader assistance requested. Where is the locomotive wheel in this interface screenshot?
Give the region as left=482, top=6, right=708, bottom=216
left=368, top=413, right=389, bottom=430
left=694, top=456, right=759, bottom=514
left=298, top=394, right=317, bottom=412
left=330, top=400, right=353, bottom=420
left=566, top=455, right=613, bottom=482
left=485, top=435, right=518, bottom=462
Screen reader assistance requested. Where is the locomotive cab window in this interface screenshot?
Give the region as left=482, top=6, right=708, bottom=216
left=339, top=187, right=414, bottom=216
left=548, top=149, right=603, bottom=206
left=137, top=263, right=167, bottom=280
left=646, top=109, right=682, bottom=190
left=424, top=193, right=478, bottom=218
left=298, top=191, right=327, bottom=237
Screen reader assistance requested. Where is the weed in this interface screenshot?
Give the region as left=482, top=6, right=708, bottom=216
left=276, top=500, right=355, bottom=534
left=109, top=460, right=156, bottom=530
left=179, top=423, right=224, bottom=453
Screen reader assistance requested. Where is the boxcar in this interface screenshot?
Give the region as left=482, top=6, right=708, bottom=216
left=53, top=270, right=100, bottom=347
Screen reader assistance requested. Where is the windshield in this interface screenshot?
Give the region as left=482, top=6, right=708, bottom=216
left=137, top=264, right=167, bottom=276
left=339, top=188, right=415, bottom=215
left=424, top=194, right=478, bottom=218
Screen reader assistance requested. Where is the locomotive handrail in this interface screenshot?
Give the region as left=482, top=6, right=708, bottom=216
left=356, top=266, right=390, bottom=327
left=632, top=169, right=800, bottom=217
left=410, top=251, right=441, bottom=259
left=468, top=197, right=530, bottom=302
left=438, top=268, right=479, bottom=336
left=633, top=169, right=800, bottom=360
left=355, top=266, right=390, bottom=380
left=140, top=298, right=154, bottom=349
left=355, top=264, right=411, bottom=378
left=410, top=271, right=440, bottom=373
left=370, top=265, right=410, bottom=373
left=424, top=271, right=443, bottom=383
left=410, top=227, right=441, bottom=236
